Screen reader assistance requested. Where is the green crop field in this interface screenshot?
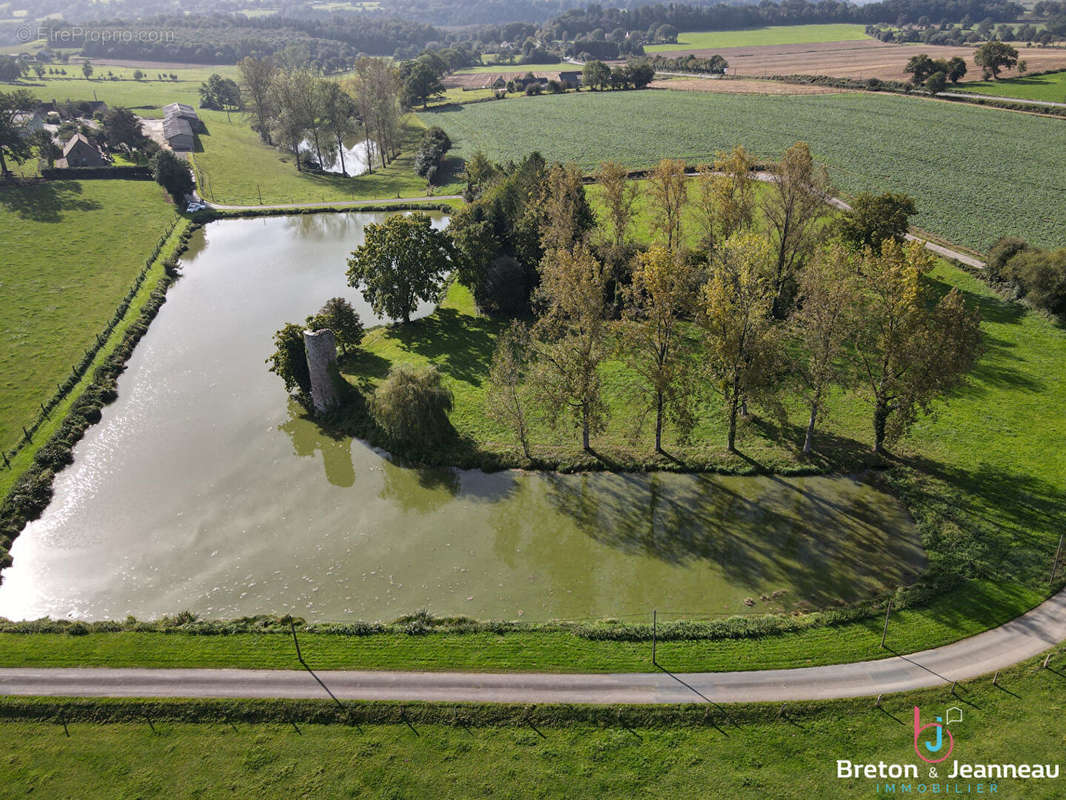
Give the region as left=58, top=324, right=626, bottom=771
left=645, top=23, right=871, bottom=52
left=0, top=651, right=1063, bottom=799
left=425, top=90, right=1066, bottom=251
left=960, top=70, right=1066, bottom=103
left=0, top=180, right=176, bottom=455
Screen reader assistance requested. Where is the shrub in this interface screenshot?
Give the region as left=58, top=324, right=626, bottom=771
left=1004, top=248, right=1066, bottom=316
left=372, top=364, right=454, bottom=448
left=306, top=297, right=364, bottom=354
left=266, top=323, right=311, bottom=398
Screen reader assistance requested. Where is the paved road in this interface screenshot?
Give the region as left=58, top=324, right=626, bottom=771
left=1, top=588, right=1062, bottom=704
left=940, top=91, right=1066, bottom=109
left=207, top=195, right=462, bottom=212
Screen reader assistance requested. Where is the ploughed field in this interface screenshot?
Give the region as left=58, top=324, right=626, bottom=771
left=648, top=39, right=1066, bottom=83
left=427, top=90, right=1066, bottom=251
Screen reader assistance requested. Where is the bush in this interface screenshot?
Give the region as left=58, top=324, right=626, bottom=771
left=1004, top=248, right=1066, bottom=316
left=372, top=364, right=454, bottom=448
left=413, top=126, right=452, bottom=184
left=306, top=297, right=364, bottom=354
left=266, top=323, right=311, bottom=398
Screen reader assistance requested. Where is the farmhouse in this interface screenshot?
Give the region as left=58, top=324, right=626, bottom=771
left=56, top=133, right=107, bottom=168
left=558, top=70, right=583, bottom=88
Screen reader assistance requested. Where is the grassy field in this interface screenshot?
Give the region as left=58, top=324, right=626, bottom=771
left=0, top=581, right=1043, bottom=672
left=425, top=90, right=1066, bottom=251
left=960, top=69, right=1066, bottom=102
left=645, top=23, right=871, bottom=52
left=190, top=111, right=458, bottom=206
left=0, top=651, right=1063, bottom=799
left=0, top=180, right=176, bottom=457
left=17, top=66, right=238, bottom=114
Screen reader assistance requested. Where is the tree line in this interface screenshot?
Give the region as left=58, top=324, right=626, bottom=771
left=271, top=146, right=984, bottom=462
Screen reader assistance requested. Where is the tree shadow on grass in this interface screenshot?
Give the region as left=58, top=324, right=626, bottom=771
left=891, top=455, right=1066, bottom=589
left=0, top=180, right=101, bottom=222
left=338, top=348, right=391, bottom=391
left=924, top=275, right=1026, bottom=327
left=386, top=308, right=503, bottom=387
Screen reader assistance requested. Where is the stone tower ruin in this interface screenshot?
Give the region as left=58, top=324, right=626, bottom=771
left=303, top=328, right=339, bottom=414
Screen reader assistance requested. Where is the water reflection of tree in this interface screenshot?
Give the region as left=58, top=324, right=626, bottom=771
left=278, top=403, right=356, bottom=488
left=540, top=472, right=923, bottom=608
left=378, top=459, right=461, bottom=514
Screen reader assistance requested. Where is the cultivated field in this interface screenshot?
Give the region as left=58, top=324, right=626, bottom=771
left=655, top=39, right=1066, bottom=82
left=645, top=23, right=871, bottom=52
left=427, top=90, right=1066, bottom=251
left=959, top=69, right=1066, bottom=102
left=0, top=180, right=175, bottom=453
left=649, top=77, right=847, bottom=94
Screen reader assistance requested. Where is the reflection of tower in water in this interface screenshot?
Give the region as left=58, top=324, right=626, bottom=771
left=278, top=401, right=355, bottom=488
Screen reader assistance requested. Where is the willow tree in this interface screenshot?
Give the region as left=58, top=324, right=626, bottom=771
left=853, top=240, right=982, bottom=455
left=698, top=233, right=781, bottom=453
left=532, top=242, right=611, bottom=452
left=621, top=246, right=699, bottom=453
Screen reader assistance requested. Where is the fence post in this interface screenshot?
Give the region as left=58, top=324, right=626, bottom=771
left=881, top=599, right=892, bottom=649
left=652, top=609, right=657, bottom=667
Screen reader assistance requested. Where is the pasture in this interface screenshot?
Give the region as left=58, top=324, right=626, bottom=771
left=0, top=180, right=175, bottom=457
left=645, top=23, right=870, bottom=52
left=426, top=89, right=1066, bottom=251
left=959, top=69, right=1066, bottom=103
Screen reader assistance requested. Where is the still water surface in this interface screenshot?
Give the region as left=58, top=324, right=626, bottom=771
left=0, top=213, right=924, bottom=622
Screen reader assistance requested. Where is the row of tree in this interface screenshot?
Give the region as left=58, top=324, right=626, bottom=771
left=238, top=56, right=399, bottom=176
left=273, top=145, right=984, bottom=461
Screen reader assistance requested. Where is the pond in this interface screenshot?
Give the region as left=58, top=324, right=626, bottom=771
left=0, top=212, right=925, bottom=623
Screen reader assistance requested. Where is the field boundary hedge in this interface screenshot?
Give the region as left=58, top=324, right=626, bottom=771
left=40, top=166, right=153, bottom=180
left=0, top=220, right=198, bottom=575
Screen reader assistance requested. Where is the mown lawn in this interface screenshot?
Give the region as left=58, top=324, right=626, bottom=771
left=645, top=23, right=871, bottom=52
left=0, top=580, right=1042, bottom=672
left=959, top=69, right=1066, bottom=103
left=0, top=180, right=176, bottom=456
left=192, top=111, right=462, bottom=205
left=425, top=90, right=1066, bottom=251
left=0, top=651, right=1063, bottom=799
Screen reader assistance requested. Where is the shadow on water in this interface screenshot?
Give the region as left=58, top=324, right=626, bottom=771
left=540, top=471, right=926, bottom=607
left=279, top=404, right=356, bottom=488
left=0, top=181, right=101, bottom=222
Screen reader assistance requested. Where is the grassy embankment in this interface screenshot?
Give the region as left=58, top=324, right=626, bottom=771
left=0, top=649, right=1063, bottom=799
left=425, top=90, right=1066, bottom=251
left=644, top=23, right=872, bottom=52
left=0, top=180, right=176, bottom=480
left=959, top=69, right=1066, bottom=102
left=0, top=580, right=1042, bottom=672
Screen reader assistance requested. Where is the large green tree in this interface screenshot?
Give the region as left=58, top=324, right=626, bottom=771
left=400, top=60, right=445, bottom=110
left=101, top=106, right=149, bottom=153
left=346, top=212, right=455, bottom=324
left=0, top=89, right=35, bottom=176
left=975, top=40, right=1019, bottom=79
left=306, top=297, right=364, bottom=354
left=838, top=191, right=917, bottom=252
left=151, top=149, right=194, bottom=205
left=852, top=240, right=983, bottom=454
